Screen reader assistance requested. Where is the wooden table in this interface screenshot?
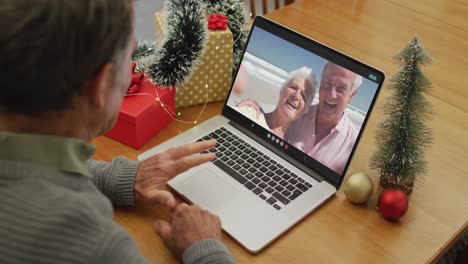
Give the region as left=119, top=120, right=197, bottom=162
left=93, top=0, right=468, bottom=263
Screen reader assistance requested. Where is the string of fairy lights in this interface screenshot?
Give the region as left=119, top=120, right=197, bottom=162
left=124, top=80, right=209, bottom=124
left=127, top=26, right=245, bottom=125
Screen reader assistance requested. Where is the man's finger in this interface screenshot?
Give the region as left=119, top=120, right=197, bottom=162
left=235, top=99, right=263, bottom=117
left=255, top=106, right=263, bottom=118
left=146, top=190, right=176, bottom=209
left=173, top=153, right=215, bottom=174
left=235, top=99, right=252, bottom=107
left=174, top=203, right=190, bottom=216
left=252, top=104, right=264, bottom=118
left=154, top=220, right=172, bottom=242
left=168, top=139, right=216, bottom=160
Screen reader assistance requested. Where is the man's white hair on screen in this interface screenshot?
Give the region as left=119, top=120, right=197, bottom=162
left=321, top=61, right=362, bottom=94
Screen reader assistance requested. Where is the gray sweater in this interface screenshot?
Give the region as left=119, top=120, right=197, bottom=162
left=0, top=132, right=234, bottom=263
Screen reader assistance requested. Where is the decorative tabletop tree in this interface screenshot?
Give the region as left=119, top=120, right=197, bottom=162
left=371, top=37, right=433, bottom=194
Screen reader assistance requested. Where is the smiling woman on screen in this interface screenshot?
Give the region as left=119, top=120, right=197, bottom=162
left=234, top=67, right=317, bottom=140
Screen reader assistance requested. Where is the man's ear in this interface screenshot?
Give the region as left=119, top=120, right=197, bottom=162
left=348, top=87, right=358, bottom=103
left=86, top=62, right=114, bottom=108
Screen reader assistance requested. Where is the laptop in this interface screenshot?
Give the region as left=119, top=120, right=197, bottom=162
left=138, top=16, right=384, bottom=253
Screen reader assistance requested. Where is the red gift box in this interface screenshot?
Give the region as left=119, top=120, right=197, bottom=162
left=106, top=77, right=175, bottom=149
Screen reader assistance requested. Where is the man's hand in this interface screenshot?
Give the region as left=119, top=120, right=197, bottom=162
left=235, top=98, right=264, bottom=117
left=154, top=203, right=222, bottom=259
left=134, top=140, right=216, bottom=208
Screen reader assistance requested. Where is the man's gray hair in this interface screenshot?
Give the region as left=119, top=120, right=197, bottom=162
left=321, top=62, right=362, bottom=94
left=280, top=66, right=317, bottom=109
left=0, top=0, right=133, bottom=115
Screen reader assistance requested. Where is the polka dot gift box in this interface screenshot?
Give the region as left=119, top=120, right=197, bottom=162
left=155, top=11, right=233, bottom=108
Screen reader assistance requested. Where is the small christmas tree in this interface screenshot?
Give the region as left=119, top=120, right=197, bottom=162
left=370, top=37, right=433, bottom=194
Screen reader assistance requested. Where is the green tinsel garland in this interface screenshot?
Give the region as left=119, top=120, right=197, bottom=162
left=133, top=0, right=249, bottom=87
left=146, top=0, right=208, bottom=87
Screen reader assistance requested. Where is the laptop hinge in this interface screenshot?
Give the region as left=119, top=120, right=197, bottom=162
left=228, top=120, right=326, bottom=184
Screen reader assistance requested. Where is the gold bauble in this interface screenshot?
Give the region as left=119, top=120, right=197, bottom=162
left=343, top=172, right=374, bottom=204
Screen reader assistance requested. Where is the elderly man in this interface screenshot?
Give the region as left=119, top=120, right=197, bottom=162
left=238, top=62, right=362, bottom=174
left=0, top=1, right=233, bottom=263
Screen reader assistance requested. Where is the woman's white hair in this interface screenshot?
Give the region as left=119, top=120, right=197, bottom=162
left=280, top=66, right=317, bottom=110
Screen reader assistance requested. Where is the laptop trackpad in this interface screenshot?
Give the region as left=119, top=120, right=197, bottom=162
left=181, top=168, right=239, bottom=210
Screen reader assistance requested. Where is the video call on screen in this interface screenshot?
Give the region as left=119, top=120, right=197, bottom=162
left=227, top=26, right=379, bottom=175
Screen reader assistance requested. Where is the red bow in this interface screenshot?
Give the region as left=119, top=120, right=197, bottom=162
left=208, top=13, right=229, bottom=31
left=128, top=62, right=144, bottom=94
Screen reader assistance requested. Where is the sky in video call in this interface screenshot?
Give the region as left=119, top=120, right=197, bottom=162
left=245, top=27, right=378, bottom=113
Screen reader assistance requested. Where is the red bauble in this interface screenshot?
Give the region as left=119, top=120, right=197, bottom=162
left=377, top=188, right=409, bottom=221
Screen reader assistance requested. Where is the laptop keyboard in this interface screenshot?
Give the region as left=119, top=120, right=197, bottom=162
left=196, top=127, right=313, bottom=210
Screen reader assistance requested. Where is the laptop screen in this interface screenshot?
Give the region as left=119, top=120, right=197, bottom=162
left=223, top=17, right=384, bottom=187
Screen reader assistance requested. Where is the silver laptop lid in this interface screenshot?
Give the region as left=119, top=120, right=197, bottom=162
left=222, top=16, right=384, bottom=188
